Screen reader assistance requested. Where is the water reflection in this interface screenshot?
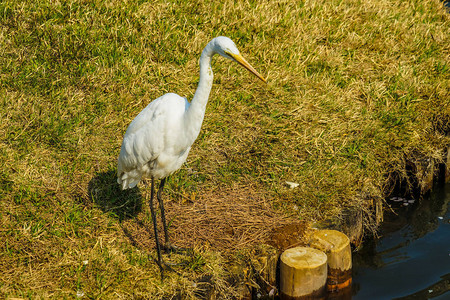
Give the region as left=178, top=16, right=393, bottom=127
left=352, top=183, right=450, bottom=299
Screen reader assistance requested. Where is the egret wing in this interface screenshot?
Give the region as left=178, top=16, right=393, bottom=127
left=117, top=93, right=187, bottom=189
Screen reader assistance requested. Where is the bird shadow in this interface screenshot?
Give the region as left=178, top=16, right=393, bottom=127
left=87, top=169, right=143, bottom=221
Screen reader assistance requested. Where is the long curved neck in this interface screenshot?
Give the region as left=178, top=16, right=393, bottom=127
left=184, top=43, right=215, bottom=141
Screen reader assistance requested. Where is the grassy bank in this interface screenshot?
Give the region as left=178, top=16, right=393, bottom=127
left=1, top=0, right=449, bottom=298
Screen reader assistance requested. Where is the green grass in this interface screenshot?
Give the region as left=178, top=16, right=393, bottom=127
left=1, top=0, right=449, bottom=298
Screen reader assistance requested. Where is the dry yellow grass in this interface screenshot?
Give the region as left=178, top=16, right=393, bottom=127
left=0, top=0, right=449, bottom=298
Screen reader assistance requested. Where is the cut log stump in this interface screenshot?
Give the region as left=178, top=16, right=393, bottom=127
left=280, top=246, right=327, bottom=299
left=309, top=229, right=352, bottom=298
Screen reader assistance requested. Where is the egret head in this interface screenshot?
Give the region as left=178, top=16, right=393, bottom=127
left=211, top=36, right=266, bottom=83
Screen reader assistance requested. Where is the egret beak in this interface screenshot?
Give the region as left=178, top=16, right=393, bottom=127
left=227, top=52, right=266, bottom=83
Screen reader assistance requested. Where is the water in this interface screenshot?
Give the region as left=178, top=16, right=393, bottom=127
left=352, top=183, right=450, bottom=299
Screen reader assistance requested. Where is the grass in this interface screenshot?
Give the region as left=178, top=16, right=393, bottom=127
left=1, top=0, right=449, bottom=298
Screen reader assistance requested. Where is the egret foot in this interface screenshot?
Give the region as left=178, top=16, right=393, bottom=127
left=156, top=258, right=179, bottom=281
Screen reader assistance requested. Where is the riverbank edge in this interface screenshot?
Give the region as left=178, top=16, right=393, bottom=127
left=332, top=144, right=450, bottom=247
left=222, top=144, right=450, bottom=299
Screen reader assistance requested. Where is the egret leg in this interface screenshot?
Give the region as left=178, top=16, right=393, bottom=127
left=157, top=178, right=169, bottom=246
left=149, top=177, right=163, bottom=272
left=157, top=178, right=187, bottom=256
left=157, top=178, right=184, bottom=253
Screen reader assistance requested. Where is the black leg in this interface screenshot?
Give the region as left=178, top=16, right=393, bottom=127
left=149, top=177, right=163, bottom=273
left=157, top=177, right=186, bottom=254
left=157, top=177, right=170, bottom=246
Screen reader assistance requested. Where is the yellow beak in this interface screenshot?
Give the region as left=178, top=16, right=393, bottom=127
left=227, top=52, right=266, bottom=83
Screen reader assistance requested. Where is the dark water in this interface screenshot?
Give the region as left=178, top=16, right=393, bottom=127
left=352, top=183, right=450, bottom=299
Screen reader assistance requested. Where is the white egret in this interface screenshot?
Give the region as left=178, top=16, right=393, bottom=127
left=117, top=36, right=265, bottom=270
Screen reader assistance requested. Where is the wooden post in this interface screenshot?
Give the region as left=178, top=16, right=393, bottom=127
left=446, top=148, right=450, bottom=183
left=416, top=158, right=434, bottom=194
left=280, top=246, right=327, bottom=299
left=338, top=207, right=363, bottom=247
left=309, top=230, right=352, bottom=298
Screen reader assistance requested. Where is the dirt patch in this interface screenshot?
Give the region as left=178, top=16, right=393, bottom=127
left=122, top=186, right=305, bottom=252
left=267, top=222, right=309, bottom=251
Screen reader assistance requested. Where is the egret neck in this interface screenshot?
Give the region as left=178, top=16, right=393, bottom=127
left=184, top=42, right=215, bottom=142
